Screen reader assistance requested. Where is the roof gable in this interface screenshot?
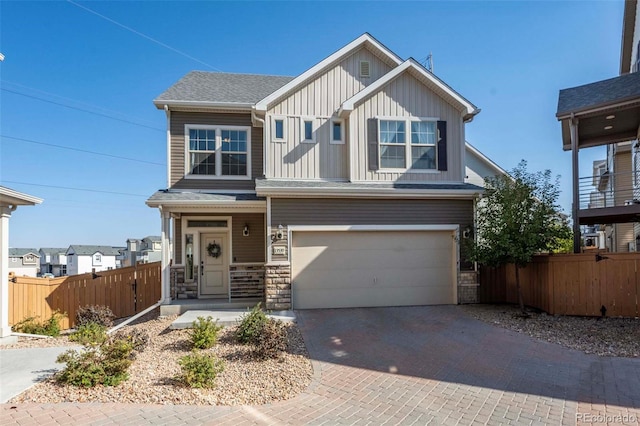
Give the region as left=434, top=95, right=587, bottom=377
left=254, top=33, right=403, bottom=111
left=67, top=245, right=122, bottom=256
left=339, top=59, right=479, bottom=120
left=465, top=142, right=509, bottom=178
left=9, top=248, right=40, bottom=258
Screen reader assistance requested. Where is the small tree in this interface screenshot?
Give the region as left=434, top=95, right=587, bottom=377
left=470, top=160, right=571, bottom=314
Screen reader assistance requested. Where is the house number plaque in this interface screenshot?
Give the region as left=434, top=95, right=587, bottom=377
left=272, top=246, right=287, bottom=256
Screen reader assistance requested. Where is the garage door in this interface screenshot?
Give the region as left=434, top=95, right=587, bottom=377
left=291, top=230, right=455, bottom=309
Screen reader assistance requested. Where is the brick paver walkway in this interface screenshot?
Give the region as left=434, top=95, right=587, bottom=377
left=2, top=306, right=639, bottom=425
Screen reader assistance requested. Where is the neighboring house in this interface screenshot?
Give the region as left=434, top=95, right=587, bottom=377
left=557, top=0, right=640, bottom=253
left=39, top=247, right=67, bottom=277
left=120, top=236, right=162, bottom=267
left=147, top=33, right=487, bottom=310
left=0, top=186, right=42, bottom=345
left=8, top=248, right=40, bottom=277
left=66, top=245, right=121, bottom=276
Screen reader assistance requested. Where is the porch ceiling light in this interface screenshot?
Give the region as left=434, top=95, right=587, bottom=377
left=604, top=125, right=613, bottom=130
left=605, top=115, right=615, bottom=120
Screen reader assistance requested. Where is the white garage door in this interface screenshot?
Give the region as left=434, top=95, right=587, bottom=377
left=291, top=230, right=455, bottom=309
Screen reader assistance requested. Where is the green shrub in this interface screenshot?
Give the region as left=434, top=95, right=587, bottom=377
left=56, top=338, right=133, bottom=387
left=254, top=318, right=288, bottom=360
left=76, top=305, right=114, bottom=328
left=190, top=316, right=223, bottom=349
left=236, top=303, right=267, bottom=344
left=69, top=322, right=107, bottom=346
left=177, top=351, right=225, bottom=388
left=110, top=328, right=150, bottom=352
left=12, top=310, right=66, bottom=337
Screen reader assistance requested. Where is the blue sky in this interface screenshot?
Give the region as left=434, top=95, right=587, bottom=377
left=1, top=0, right=623, bottom=248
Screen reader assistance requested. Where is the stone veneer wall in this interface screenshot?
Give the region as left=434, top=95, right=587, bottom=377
left=458, top=271, right=479, bottom=304
left=170, top=266, right=198, bottom=299
left=265, top=264, right=291, bottom=310
left=230, top=265, right=265, bottom=299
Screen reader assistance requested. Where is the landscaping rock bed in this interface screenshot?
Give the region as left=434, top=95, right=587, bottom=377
left=6, top=308, right=313, bottom=405
left=462, top=304, right=640, bottom=358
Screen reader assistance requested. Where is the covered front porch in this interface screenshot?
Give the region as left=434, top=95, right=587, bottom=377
left=146, top=191, right=270, bottom=310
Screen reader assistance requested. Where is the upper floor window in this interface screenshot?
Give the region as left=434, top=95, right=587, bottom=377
left=186, top=125, right=251, bottom=179
left=379, top=119, right=437, bottom=170
left=94, top=254, right=102, bottom=264
left=272, top=116, right=286, bottom=142
left=330, top=119, right=345, bottom=144
left=300, top=117, right=316, bottom=143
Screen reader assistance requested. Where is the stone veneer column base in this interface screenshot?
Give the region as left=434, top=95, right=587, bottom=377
left=265, top=263, right=291, bottom=310
left=458, top=271, right=479, bottom=304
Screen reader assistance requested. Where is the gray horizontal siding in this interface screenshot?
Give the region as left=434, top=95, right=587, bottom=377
left=170, top=111, right=262, bottom=191
left=271, top=198, right=473, bottom=227
left=174, top=213, right=265, bottom=264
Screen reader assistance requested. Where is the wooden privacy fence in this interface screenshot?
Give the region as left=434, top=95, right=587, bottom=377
left=479, top=253, right=640, bottom=317
left=9, top=262, right=161, bottom=330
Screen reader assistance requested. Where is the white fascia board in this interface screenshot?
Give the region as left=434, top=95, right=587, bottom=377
left=254, top=33, right=404, bottom=112
left=465, top=141, right=509, bottom=177
left=153, top=100, right=254, bottom=111
left=340, top=59, right=478, bottom=117
left=0, top=187, right=43, bottom=206
left=255, top=187, right=481, bottom=199
left=289, top=224, right=459, bottom=232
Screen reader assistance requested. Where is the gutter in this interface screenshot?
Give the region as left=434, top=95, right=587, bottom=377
left=255, top=187, right=482, bottom=199
left=153, top=100, right=254, bottom=111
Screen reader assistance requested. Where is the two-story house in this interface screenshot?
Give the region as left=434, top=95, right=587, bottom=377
left=557, top=0, right=640, bottom=253
left=39, top=248, right=68, bottom=277
left=120, top=236, right=162, bottom=267
left=147, top=34, right=486, bottom=310
left=66, top=245, right=121, bottom=275
left=8, top=248, right=40, bottom=277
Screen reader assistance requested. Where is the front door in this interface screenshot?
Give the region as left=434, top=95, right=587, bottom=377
left=199, top=233, right=229, bottom=297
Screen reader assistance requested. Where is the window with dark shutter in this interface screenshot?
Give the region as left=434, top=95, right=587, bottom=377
left=367, top=119, right=379, bottom=171
left=437, top=120, right=447, bottom=171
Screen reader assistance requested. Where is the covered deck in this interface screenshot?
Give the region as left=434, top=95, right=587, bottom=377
left=557, top=71, right=640, bottom=251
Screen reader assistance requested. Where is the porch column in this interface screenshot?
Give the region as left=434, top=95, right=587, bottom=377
left=0, top=206, right=15, bottom=339
left=160, top=208, right=171, bottom=304
left=570, top=116, right=580, bottom=253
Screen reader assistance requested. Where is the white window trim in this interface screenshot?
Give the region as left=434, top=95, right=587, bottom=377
left=271, top=116, right=287, bottom=143
left=300, top=116, right=317, bottom=144
left=377, top=117, right=439, bottom=172
left=330, top=118, right=345, bottom=145
left=184, top=124, right=252, bottom=180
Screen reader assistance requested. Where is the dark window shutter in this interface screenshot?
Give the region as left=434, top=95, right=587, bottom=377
left=437, top=120, right=447, bottom=171
left=367, top=118, right=379, bottom=171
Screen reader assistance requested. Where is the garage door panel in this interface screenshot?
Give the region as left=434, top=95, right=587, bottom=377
left=292, top=230, right=455, bottom=309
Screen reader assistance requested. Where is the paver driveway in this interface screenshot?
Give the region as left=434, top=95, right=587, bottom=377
left=2, top=306, right=639, bottom=425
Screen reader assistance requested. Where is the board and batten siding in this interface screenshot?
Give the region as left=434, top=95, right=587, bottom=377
left=170, top=112, right=262, bottom=190
left=270, top=198, right=473, bottom=227
left=174, top=213, right=265, bottom=264
left=266, top=47, right=394, bottom=180
left=351, top=72, right=466, bottom=183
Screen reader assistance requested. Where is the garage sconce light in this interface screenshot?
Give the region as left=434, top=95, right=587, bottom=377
left=462, top=226, right=472, bottom=239
left=275, top=224, right=284, bottom=240
left=243, top=224, right=250, bottom=237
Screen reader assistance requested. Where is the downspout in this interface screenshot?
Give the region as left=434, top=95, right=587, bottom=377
left=164, top=105, right=171, bottom=188
left=252, top=108, right=267, bottom=178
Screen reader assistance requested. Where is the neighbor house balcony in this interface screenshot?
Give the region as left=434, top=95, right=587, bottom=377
left=579, top=170, right=640, bottom=225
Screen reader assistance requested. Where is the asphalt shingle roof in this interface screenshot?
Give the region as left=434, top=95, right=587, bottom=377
left=147, top=191, right=264, bottom=203
left=67, top=245, right=122, bottom=256
left=154, top=71, right=295, bottom=104
left=557, top=72, right=640, bottom=116
left=255, top=179, right=482, bottom=191
left=9, top=248, right=39, bottom=257
left=39, top=248, right=67, bottom=255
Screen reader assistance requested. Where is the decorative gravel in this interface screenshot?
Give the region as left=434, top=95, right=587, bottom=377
left=462, top=304, right=640, bottom=358
left=6, top=308, right=313, bottom=405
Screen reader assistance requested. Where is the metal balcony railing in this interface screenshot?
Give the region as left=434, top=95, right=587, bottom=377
left=579, top=171, right=640, bottom=210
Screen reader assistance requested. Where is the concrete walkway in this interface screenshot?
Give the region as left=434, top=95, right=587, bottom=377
left=170, top=309, right=296, bottom=329
left=0, top=346, right=75, bottom=403
left=1, top=306, right=639, bottom=425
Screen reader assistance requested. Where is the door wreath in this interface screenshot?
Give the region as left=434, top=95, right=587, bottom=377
left=207, top=242, right=221, bottom=258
